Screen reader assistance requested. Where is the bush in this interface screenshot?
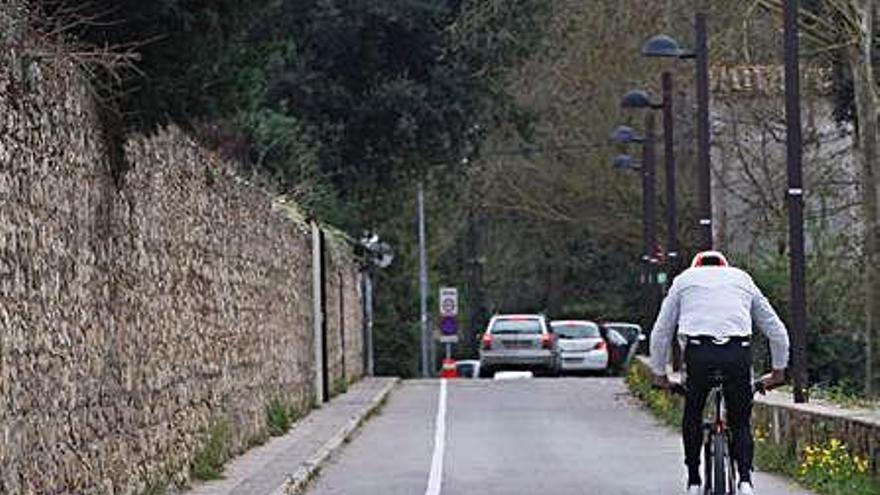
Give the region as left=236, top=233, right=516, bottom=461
left=266, top=399, right=301, bottom=437
left=796, top=438, right=877, bottom=495
left=737, top=227, right=867, bottom=394
left=625, top=361, right=683, bottom=428
left=191, top=417, right=232, bottom=481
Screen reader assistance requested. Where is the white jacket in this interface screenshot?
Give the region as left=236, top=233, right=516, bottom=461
left=649, top=266, right=790, bottom=375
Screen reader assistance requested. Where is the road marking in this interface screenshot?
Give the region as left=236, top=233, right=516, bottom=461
left=425, top=378, right=447, bottom=495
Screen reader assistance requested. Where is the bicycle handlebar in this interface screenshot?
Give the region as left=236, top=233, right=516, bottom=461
left=651, top=380, right=768, bottom=396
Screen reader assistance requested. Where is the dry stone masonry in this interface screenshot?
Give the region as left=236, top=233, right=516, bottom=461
left=0, top=14, right=363, bottom=495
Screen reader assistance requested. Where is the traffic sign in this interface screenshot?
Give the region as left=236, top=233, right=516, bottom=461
left=440, top=316, right=458, bottom=335
left=439, top=287, right=458, bottom=317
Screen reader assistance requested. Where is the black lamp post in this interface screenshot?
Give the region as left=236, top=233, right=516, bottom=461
left=642, top=13, right=713, bottom=252
left=611, top=114, right=659, bottom=325
left=783, top=0, right=808, bottom=403
left=621, top=84, right=682, bottom=370
left=621, top=82, right=680, bottom=280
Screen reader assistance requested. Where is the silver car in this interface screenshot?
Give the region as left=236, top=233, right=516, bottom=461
left=551, top=320, right=609, bottom=373
left=479, top=314, right=556, bottom=376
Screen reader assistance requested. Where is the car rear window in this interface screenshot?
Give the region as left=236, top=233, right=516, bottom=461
left=553, top=323, right=600, bottom=339
left=607, top=325, right=640, bottom=342
left=490, top=319, right=542, bottom=334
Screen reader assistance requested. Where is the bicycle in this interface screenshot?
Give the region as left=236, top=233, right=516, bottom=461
left=666, top=372, right=766, bottom=495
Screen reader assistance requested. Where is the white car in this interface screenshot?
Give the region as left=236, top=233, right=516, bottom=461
left=551, top=320, right=609, bottom=373
left=455, top=359, right=481, bottom=378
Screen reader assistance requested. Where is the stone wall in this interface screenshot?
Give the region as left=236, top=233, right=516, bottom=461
left=753, top=394, right=880, bottom=480
left=0, top=23, right=362, bottom=495
left=324, top=263, right=364, bottom=393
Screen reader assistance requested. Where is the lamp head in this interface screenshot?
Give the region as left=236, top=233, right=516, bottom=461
left=613, top=154, right=636, bottom=170
left=621, top=89, right=661, bottom=109
left=642, top=34, right=684, bottom=58
left=610, top=126, right=644, bottom=144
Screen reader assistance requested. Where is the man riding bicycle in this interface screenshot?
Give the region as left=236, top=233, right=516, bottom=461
left=649, top=251, right=790, bottom=495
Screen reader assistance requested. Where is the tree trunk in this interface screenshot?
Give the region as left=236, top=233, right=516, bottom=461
left=850, top=0, right=879, bottom=396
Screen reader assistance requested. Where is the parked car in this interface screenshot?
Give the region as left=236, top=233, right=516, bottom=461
left=455, top=359, right=481, bottom=378
left=479, top=314, right=556, bottom=377
left=602, top=322, right=645, bottom=368
left=550, top=320, right=608, bottom=374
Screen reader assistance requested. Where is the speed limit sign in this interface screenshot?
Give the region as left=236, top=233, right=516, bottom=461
left=439, top=287, right=458, bottom=317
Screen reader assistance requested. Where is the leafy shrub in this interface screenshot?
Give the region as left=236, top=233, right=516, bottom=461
left=266, top=399, right=301, bottom=437
left=796, top=438, right=877, bottom=495
left=625, top=361, right=683, bottom=428
left=191, top=417, right=232, bottom=481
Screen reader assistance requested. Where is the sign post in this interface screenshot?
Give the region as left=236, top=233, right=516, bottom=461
left=438, top=287, right=459, bottom=362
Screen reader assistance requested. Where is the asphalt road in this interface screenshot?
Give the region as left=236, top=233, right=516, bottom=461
left=306, top=378, right=813, bottom=495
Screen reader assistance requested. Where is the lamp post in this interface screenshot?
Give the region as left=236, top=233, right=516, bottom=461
left=621, top=82, right=681, bottom=370
left=643, top=12, right=713, bottom=251
left=611, top=114, right=659, bottom=324
left=358, top=232, right=394, bottom=377
left=621, top=79, right=680, bottom=280
left=783, top=0, right=809, bottom=403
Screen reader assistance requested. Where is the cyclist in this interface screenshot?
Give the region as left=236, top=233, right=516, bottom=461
left=649, top=251, right=790, bottom=495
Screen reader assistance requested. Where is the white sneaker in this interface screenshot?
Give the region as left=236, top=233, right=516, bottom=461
left=738, top=481, right=755, bottom=495
left=685, top=485, right=701, bottom=495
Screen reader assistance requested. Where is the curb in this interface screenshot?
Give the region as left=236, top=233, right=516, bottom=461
left=275, top=378, right=400, bottom=495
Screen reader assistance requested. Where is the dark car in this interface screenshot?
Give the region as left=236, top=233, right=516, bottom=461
left=603, top=322, right=645, bottom=364
left=599, top=326, right=631, bottom=373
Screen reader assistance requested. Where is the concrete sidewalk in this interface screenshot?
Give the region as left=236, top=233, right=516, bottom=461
left=182, top=377, right=399, bottom=495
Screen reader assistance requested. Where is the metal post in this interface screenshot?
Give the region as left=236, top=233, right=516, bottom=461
left=418, top=181, right=430, bottom=378
left=643, top=113, right=659, bottom=321
left=784, top=0, right=809, bottom=403
left=312, top=222, right=325, bottom=405
left=363, top=270, right=375, bottom=376
left=662, top=71, right=680, bottom=277
left=662, top=71, right=682, bottom=371
left=695, top=12, right=713, bottom=250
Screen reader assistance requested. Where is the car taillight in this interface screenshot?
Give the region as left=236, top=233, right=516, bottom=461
left=541, top=333, right=552, bottom=349
left=594, top=340, right=607, bottom=351
left=482, top=333, right=493, bottom=350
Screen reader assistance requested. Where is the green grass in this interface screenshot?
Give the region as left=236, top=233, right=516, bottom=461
left=332, top=378, right=349, bottom=397
left=139, top=480, right=168, bottom=495
left=266, top=398, right=305, bottom=437
left=625, top=361, right=684, bottom=428
left=190, top=416, right=232, bottom=481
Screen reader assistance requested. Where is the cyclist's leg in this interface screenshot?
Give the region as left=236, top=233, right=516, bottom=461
left=682, top=341, right=711, bottom=484
left=721, top=341, right=754, bottom=483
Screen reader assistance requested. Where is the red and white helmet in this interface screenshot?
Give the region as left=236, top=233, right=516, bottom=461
left=690, top=250, right=729, bottom=268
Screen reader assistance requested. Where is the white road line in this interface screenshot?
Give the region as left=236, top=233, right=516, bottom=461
left=425, top=378, right=448, bottom=495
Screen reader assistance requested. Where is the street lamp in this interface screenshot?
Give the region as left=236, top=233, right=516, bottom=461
left=358, top=232, right=394, bottom=377
left=620, top=83, right=680, bottom=280
left=620, top=81, right=683, bottom=370
left=611, top=114, right=659, bottom=325
left=783, top=0, right=808, bottom=403
left=642, top=12, right=713, bottom=252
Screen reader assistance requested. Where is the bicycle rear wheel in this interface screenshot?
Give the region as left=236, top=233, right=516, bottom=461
left=712, top=434, right=729, bottom=495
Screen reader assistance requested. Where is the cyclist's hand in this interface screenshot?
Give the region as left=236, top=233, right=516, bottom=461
left=652, top=374, right=671, bottom=390
left=759, top=369, right=785, bottom=390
